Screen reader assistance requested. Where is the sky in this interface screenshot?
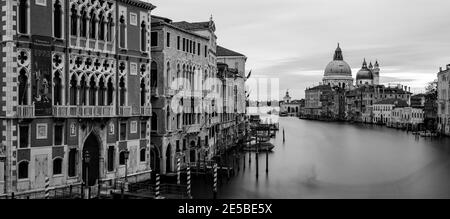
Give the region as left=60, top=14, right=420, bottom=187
left=150, top=0, right=450, bottom=100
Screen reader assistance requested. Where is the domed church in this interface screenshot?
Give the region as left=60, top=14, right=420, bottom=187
left=356, top=59, right=380, bottom=86
left=323, top=44, right=354, bottom=89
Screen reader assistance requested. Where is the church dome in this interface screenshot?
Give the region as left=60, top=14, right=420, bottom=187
left=324, top=44, right=352, bottom=77
left=356, top=59, right=374, bottom=80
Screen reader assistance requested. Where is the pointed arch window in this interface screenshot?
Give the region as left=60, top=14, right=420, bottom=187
left=53, top=71, right=62, bottom=105
left=98, top=77, right=105, bottom=106
left=107, top=14, right=114, bottom=42
left=89, top=10, right=96, bottom=39
left=18, top=68, right=28, bottom=105
left=99, top=12, right=106, bottom=41
left=80, top=75, right=87, bottom=105
left=141, top=21, right=147, bottom=52
left=53, top=0, right=63, bottom=39
left=166, top=62, right=171, bottom=87
left=70, top=5, right=78, bottom=36
left=107, top=78, right=114, bottom=105
left=89, top=77, right=96, bottom=106
left=18, top=0, right=28, bottom=34
left=80, top=8, right=88, bottom=38
left=151, top=62, right=157, bottom=88
left=151, top=113, right=157, bottom=131
left=119, top=77, right=126, bottom=106
left=167, top=106, right=171, bottom=131
left=140, top=79, right=146, bottom=107
left=119, top=15, right=126, bottom=48
left=70, top=75, right=78, bottom=105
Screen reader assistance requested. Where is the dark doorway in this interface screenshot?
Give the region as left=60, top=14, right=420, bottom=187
left=82, top=133, right=100, bottom=186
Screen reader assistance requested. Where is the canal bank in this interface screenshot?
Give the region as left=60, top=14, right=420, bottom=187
left=191, top=117, right=450, bottom=199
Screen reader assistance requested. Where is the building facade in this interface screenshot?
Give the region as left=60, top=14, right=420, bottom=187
left=0, top=0, right=155, bottom=195
left=437, top=65, right=450, bottom=136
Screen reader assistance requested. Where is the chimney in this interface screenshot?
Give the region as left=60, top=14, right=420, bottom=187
left=440, top=67, right=443, bottom=72
left=447, top=64, right=450, bottom=70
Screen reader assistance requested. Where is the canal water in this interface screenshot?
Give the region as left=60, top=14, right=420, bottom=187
left=192, top=117, right=450, bottom=199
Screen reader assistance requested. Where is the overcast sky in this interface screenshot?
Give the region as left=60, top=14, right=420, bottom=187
left=151, top=0, right=450, bottom=99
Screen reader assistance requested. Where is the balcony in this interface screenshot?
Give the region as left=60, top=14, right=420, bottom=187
left=54, top=106, right=114, bottom=118
left=183, top=124, right=201, bottom=134
left=16, top=105, right=35, bottom=119
left=118, top=106, right=132, bottom=117
left=141, top=106, right=152, bottom=117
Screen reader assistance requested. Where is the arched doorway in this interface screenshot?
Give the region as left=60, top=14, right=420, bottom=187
left=150, top=144, right=160, bottom=174
left=166, top=144, right=172, bottom=173
left=189, top=141, right=196, bottom=162
left=83, top=133, right=100, bottom=187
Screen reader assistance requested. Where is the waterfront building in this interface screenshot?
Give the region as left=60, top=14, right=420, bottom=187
left=437, top=64, right=450, bottom=135
left=304, top=85, right=333, bottom=119
left=323, top=44, right=354, bottom=89
left=217, top=45, right=248, bottom=146
left=391, top=107, right=424, bottom=129
left=279, top=91, right=302, bottom=117
left=373, top=99, right=409, bottom=125
left=0, top=0, right=156, bottom=195
left=149, top=15, right=216, bottom=175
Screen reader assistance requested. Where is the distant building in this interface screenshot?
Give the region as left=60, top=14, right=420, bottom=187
left=437, top=64, right=450, bottom=135
left=279, top=91, right=302, bottom=117
left=373, top=99, right=409, bottom=125
left=304, top=85, right=333, bottom=119
left=323, top=44, right=354, bottom=89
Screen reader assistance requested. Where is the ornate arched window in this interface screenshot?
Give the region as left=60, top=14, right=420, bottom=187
left=80, top=75, right=87, bottom=105
left=166, top=62, right=171, bottom=87
left=167, top=106, right=171, bottom=131
left=89, top=10, right=96, bottom=39
left=80, top=8, right=87, bottom=38
left=70, top=74, right=78, bottom=105
left=53, top=71, right=62, bottom=105
left=53, top=158, right=63, bottom=175
left=99, top=12, right=106, bottom=41
left=151, top=61, right=157, bottom=88
left=70, top=5, right=78, bottom=36
left=18, top=68, right=28, bottom=105
left=18, top=0, right=28, bottom=34
left=18, top=161, right=29, bottom=179
left=107, top=14, right=114, bottom=42
left=141, top=21, right=147, bottom=51
left=119, top=15, right=126, bottom=48
left=151, top=112, right=157, bottom=131
left=107, top=78, right=114, bottom=105
left=119, top=76, right=126, bottom=106
left=140, top=148, right=146, bottom=162
left=89, top=77, right=96, bottom=106
left=53, top=0, right=63, bottom=39
left=140, top=79, right=146, bottom=107
left=98, top=77, right=105, bottom=106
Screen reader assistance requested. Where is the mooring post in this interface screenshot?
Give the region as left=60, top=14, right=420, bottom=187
left=283, top=128, right=286, bottom=143
left=187, top=166, right=192, bottom=199
left=266, top=146, right=269, bottom=173
left=213, top=163, right=218, bottom=200
left=256, top=136, right=259, bottom=179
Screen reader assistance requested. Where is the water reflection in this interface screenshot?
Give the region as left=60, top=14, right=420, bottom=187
left=192, top=117, right=450, bottom=199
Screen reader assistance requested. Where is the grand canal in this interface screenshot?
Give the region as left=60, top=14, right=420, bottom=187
left=192, top=117, right=450, bottom=199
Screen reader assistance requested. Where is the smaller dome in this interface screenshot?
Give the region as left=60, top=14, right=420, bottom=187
left=356, top=59, right=374, bottom=80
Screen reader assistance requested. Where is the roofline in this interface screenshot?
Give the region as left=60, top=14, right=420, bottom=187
left=117, top=0, right=156, bottom=10
left=152, top=21, right=210, bottom=40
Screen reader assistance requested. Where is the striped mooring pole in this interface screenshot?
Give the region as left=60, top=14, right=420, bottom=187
left=177, top=157, right=181, bottom=185
left=45, top=177, right=50, bottom=199
left=187, top=166, right=192, bottom=199
left=213, top=163, right=218, bottom=199
left=155, top=174, right=160, bottom=199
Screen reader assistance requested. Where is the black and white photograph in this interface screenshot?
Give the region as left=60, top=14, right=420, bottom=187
left=0, top=0, right=449, bottom=213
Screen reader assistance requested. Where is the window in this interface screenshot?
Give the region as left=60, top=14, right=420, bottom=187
left=99, top=12, right=106, bottom=41
left=151, top=113, right=157, bottom=131
left=89, top=10, right=96, bottom=39
left=204, top=45, right=208, bottom=57
left=119, top=15, right=126, bottom=48
left=151, top=32, right=158, bottom=47
left=119, top=151, right=126, bottom=165
left=53, top=158, right=62, bottom=175
left=107, top=146, right=115, bottom=172
left=18, top=0, right=29, bottom=34
left=54, top=124, right=64, bottom=146
left=193, top=41, right=196, bottom=54
left=35, top=0, right=46, bottom=6
left=129, top=13, right=137, bottom=26
left=141, top=21, right=147, bottom=52
left=130, top=121, right=138, bottom=134
left=130, top=63, right=138, bottom=75
left=18, top=161, right=29, bottom=179
left=166, top=32, right=171, bottom=47
left=53, top=0, right=63, bottom=39
left=80, top=9, right=87, bottom=38
left=197, top=43, right=201, bottom=56
left=18, top=68, right=28, bottom=105
left=140, top=78, right=146, bottom=106
left=119, top=77, right=126, bottom=106
left=19, top=125, right=29, bottom=148
left=68, top=149, right=77, bottom=177
left=140, top=148, right=146, bottom=162
left=141, top=121, right=147, bottom=139
left=53, top=71, right=62, bottom=105
left=150, top=61, right=157, bottom=88
left=182, top=38, right=186, bottom=51
left=36, top=124, right=48, bottom=140
left=120, top=122, right=127, bottom=141
left=177, top=36, right=180, bottom=50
